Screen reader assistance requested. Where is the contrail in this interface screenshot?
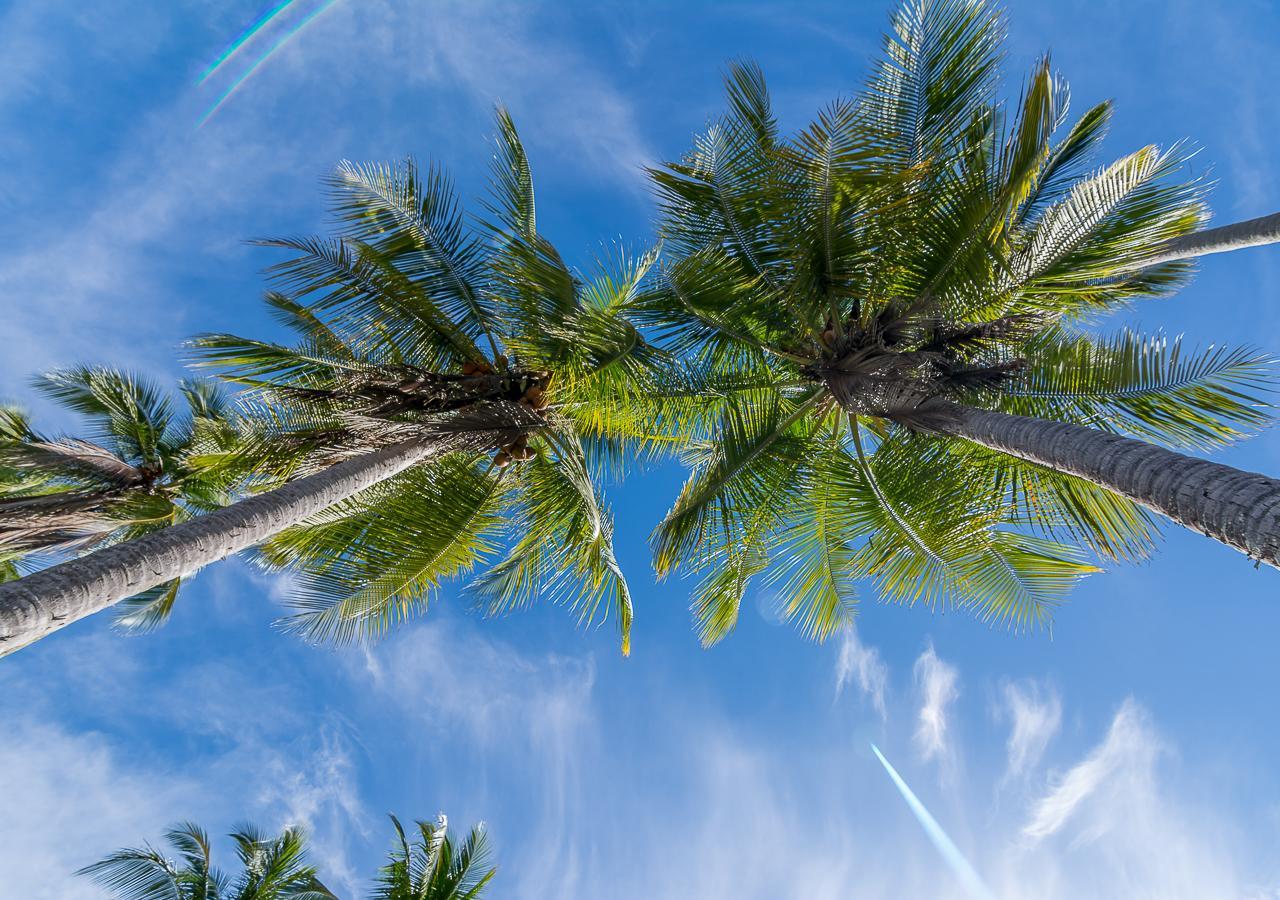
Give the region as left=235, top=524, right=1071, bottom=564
left=199, top=0, right=346, bottom=127
left=197, top=0, right=299, bottom=85
left=870, top=743, right=998, bottom=900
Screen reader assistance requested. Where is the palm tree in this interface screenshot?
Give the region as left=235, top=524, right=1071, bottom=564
left=79, top=814, right=496, bottom=900
left=0, top=369, right=239, bottom=631
left=640, top=0, right=1280, bottom=644
left=78, top=821, right=335, bottom=899
left=373, top=814, right=495, bottom=899
left=0, top=110, right=654, bottom=656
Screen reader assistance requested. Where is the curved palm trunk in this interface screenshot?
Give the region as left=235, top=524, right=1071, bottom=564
left=0, top=439, right=439, bottom=656
left=942, top=404, right=1280, bottom=569
left=1135, top=210, right=1280, bottom=268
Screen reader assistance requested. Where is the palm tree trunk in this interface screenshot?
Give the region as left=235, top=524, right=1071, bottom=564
left=1134, top=210, right=1280, bottom=268
left=940, top=404, right=1280, bottom=569
left=0, top=439, right=439, bottom=656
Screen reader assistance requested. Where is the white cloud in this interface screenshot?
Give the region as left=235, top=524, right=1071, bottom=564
left=1004, top=698, right=1280, bottom=899
left=359, top=0, right=655, bottom=193
left=913, top=642, right=959, bottom=763
left=0, top=613, right=374, bottom=898
left=360, top=621, right=598, bottom=898
left=834, top=625, right=889, bottom=718
left=1022, top=697, right=1154, bottom=843
left=997, top=680, right=1062, bottom=784
left=0, top=719, right=196, bottom=900
left=0, top=0, right=654, bottom=406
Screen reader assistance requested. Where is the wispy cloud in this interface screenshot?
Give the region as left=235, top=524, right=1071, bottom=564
left=0, top=718, right=197, bottom=900
left=834, top=625, right=889, bottom=718
left=1022, top=697, right=1154, bottom=842
left=997, top=679, right=1062, bottom=784
left=913, top=642, right=959, bottom=764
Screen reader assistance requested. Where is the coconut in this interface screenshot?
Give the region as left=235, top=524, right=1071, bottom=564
left=493, top=451, right=511, bottom=468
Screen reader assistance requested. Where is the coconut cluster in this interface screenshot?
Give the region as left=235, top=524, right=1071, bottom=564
left=494, top=379, right=550, bottom=469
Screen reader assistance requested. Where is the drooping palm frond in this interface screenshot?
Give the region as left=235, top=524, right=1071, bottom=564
left=264, top=456, right=506, bottom=645
left=1002, top=330, right=1274, bottom=449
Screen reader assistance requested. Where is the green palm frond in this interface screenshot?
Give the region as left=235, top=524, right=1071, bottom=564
left=33, top=367, right=174, bottom=464
left=326, top=158, right=499, bottom=358
left=229, top=825, right=334, bottom=899
left=473, top=431, right=633, bottom=652
left=374, top=815, right=496, bottom=900
left=113, top=579, right=182, bottom=633
left=864, top=0, right=1004, bottom=165
left=653, top=389, right=824, bottom=577
left=77, top=845, right=188, bottom=900
left=1003, top=331, right=1274, bottom=449
left=487, top=105, right=537, bottom=239
left=255, top=235, right=482, bottom=367
left=265, top=457, right=505, bottom=645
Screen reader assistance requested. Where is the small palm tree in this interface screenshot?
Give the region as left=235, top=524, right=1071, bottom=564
left=373, top=814, right=495, bottom=899
left=0, top=111, right=654, bottom=656
left=78, top=815, right=496, bottom=900
left=642, top=0, right=1280, bottom=643
left=0, top=369, right=238, bottom=630
left=78, top=821, right=334, bottom=899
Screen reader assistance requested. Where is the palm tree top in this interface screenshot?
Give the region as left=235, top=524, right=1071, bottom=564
left=78, top=814, right=497, bottom=900
left=638, top=0, right=1276, bottom=644
left=189, top=107, right=665, bottom=653
left=0, top=368, right=239, bottom=629
left=78, top=821, right=335, bottom=899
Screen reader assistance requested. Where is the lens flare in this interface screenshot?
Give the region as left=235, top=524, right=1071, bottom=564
left=870, top=743, right=998, bottom=900
left=199, top=0, right=346, bottom=127
left=197, top=0, right=298, bottom=85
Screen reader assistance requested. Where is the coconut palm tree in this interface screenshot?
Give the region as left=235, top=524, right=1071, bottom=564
left=79, top=821, right=335, bottom=899
left=0, top=370, right=239, bottom=630
left=0, top=110, right=655, bottom=656
left=373, top=814, right=495, bottom=899
left=640, top=0, right=1280, bottom=644
left=79, top=814, right=496, bottom=900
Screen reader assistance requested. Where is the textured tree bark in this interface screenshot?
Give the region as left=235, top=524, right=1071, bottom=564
left=0, top=439, right=440, bottom=656
left=1134, top=210, right=1280, bottom=268
left=941, top=404, right=1280, bottom=569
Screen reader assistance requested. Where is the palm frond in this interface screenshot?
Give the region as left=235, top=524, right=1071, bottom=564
left=472, top=431, right=633, bottom=653
left=1003, top=331, right=1275, bottom=449
left=267, top=457, right=504, bottom=645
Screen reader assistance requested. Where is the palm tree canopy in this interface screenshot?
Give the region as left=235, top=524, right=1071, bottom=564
left=639, top=0, right=1276, bottom=644
left=0, top=369, right=240, bottom=630
left=373, top=814, right=495, bottom=900
left=191, top=109, right=662, bottom=653
left=79, top=815, right=496, bottom=900
left=78, top=821, right=334, bottom=900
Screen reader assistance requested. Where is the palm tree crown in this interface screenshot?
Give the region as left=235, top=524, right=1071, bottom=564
left=640, top=0, right=1275, bottom=644
left=78, top=822, right=334, bottom=899
left=192, top=109, right=659, bottom=652
left=0, top=369, right=238, bottom=630
left=79, top=815, right=497, bottom=900
left=373, top=814, right=495, bottom=899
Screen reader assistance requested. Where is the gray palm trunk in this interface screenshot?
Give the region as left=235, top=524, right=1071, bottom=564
left=1133, top=210, right=1280, bottom=268
left=941, top=404, right=1280, bottom=569
left=0, top=439, right=441, bottom=656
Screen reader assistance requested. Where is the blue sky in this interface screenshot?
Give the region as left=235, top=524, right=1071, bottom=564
left=2, top=0, right=1280, bottom=897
